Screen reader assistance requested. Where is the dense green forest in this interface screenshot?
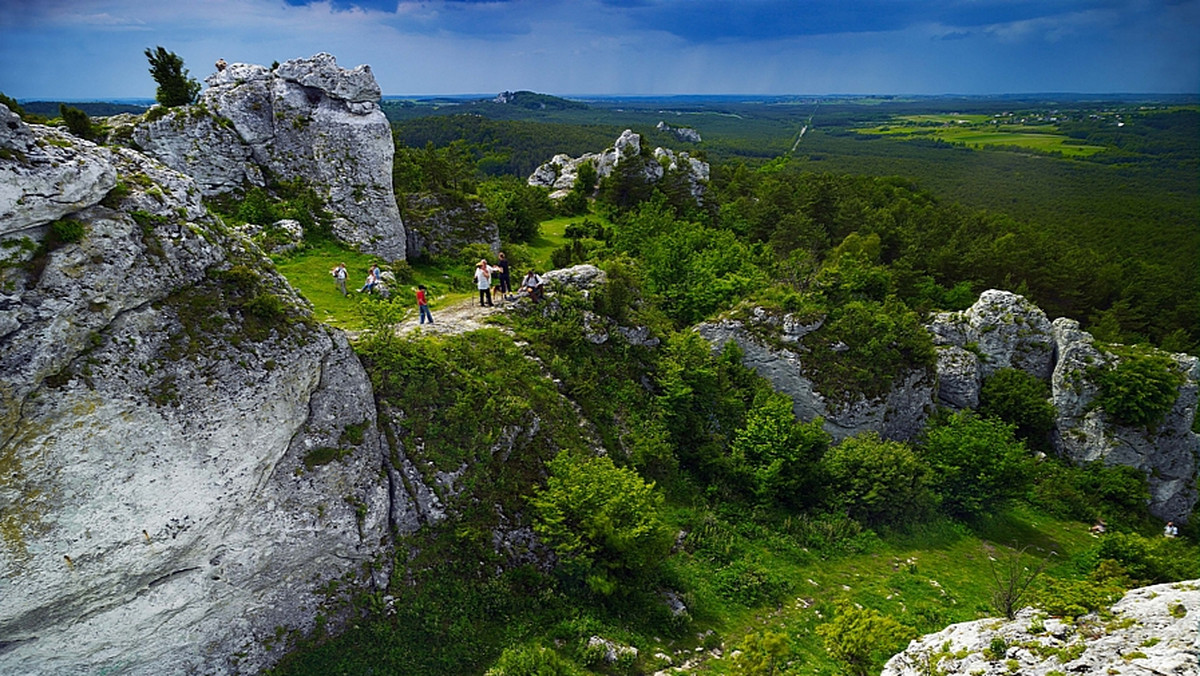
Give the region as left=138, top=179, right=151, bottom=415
left=265, top=95, right=1198, bottom=675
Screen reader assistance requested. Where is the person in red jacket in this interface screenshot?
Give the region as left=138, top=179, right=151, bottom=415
left=416, top=284, right=433, bottom=324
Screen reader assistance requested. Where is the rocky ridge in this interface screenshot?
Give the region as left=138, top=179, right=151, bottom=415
left=656, top=120, right=702, bottom=143
left=882, top=580, right=1200, bottom=676
left=114, top=53, right=407, bottom=260
left=701, top=290, right=1198, bottom=521
left=527, top=129, right=709, bottom=202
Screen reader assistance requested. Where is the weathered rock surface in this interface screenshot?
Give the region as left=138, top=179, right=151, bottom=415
left=882, top=580, right=1200, bottom=676
left=696, top=309, right=935, bottom=443
left=930, top=290, right=1198, bottom=523
left=697, top=290, right=1197, bottom=521
left=1050, top=318, right=1199, bottom=523
left=527, top=129, right=709, bottom=202
left=927, top=289, right=1056, bottom=408
left=1, top=114, right=400, bottom=674
left=656, top=120, right=702, bottom=143
left=1, top=104, right=117, bottom=237
left=121, top=53, right=406, bottom=260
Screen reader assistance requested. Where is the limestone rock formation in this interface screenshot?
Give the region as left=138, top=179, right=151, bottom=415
left=1, top=112, right=398, bottom=674
left=696, top=308, right=936, bottom=443
left=927, top=289, right=1056, bottom=408
left=930, top=290, right=1198, bottom=522
left=1, top=104, right=117, bottom=237
left=882, top=580, right=1200, bottom=676
left=656, top=120, right=702, bottom=143
left=527, top=129, right=709, bottom=202
left=121, top=53, right=406, bottom=260
left=1050, top=318, right=1199, bottom=523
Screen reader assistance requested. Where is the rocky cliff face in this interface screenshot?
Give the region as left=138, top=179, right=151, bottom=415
left=1049, top=319, right=1199, bottom=523
left=527, top=129, right=709, bottom=202
left=0, top=107, right=401, bottom=674
left=882, top=580, right=1200, bottom=676
left=117, top=53, right=406, bottom=261
left=930, top=290, right=1198, bottom=523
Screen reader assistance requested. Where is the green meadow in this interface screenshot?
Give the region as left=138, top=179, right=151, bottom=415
left=857, top=119, right=1107, bottom=156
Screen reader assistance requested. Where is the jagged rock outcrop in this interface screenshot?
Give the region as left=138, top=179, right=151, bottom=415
left=1050, top=318, right=1199, bottom=523
left=527, top=129, right=709, bottom=202
left=927, top=289, right=1056, bottom=408
left=1, top=112, right=399, bottom=674
left=931, top=290, right=1198, bottom=523
left=697, top=290, right=1197, bottom=521
left=119, top=53, right=406, bottom=260
left=697, top=307, right=936, bottom=443
left=882, top=580, right=1200, bottom=676
left=656, top=120, right=702, bottom=143
left=403, top=193, right=499, bottom=260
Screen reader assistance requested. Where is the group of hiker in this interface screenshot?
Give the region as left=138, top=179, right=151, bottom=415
left=473, top=252, right=543, bottom=307
left=330, top=251, right=546, bottom=326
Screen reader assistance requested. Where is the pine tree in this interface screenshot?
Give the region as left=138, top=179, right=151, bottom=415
left=144, top=46, right=200, bottom=107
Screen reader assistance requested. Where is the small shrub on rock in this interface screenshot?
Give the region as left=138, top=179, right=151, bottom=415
left=1091, top=348, right=1184, bottom=427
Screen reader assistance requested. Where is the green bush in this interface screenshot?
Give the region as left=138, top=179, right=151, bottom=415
left=237, top=187, right=278, bottom=225
left=806, top=297, right=936, bottom=403
left=459, top=242, right=496, bottom=267
left=529, top=450, right=673, bottom=596
left=822, top=432, right=934, bottom=526
left=979, top=368, right=1056, bottom=450
left=729, top=391, right=829, bottom=508
left=1032, top=577, right=1123, bottom=618
left=46, top=219, right=86, bottom=250
left=1091, top=531, right=1200, bottom=584
left=1029, top=460, right=1151, bottom=527
left=712, top=556, right=794, bottom=606
left=920, top=411, right=1033, bottom=518
left=1092, top=349, right=1184, bottom=427
left=817, top=602, right=916, bottom=676
left=731, top=630, right=791, bottom=676
left=484, top=643, right=584, bottom=676
left=59, top=104, right=97, bottom=140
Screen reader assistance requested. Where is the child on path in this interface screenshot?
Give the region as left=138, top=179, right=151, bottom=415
left=416, top=285, right=433, bottom=324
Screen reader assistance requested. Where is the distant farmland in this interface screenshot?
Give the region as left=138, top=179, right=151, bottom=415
left=857, top=115, right=1107, bottom=157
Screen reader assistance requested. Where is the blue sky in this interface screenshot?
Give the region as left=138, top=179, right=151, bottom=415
left=1, top=0, right=1197, bottom=99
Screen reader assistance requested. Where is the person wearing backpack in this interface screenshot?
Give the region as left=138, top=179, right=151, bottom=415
left=330, top=262, right=348, bottom=296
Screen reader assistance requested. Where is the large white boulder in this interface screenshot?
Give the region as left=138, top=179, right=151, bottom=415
left=882, top=580, right=1200, bottom=676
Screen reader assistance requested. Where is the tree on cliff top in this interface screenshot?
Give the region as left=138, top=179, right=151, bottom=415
left=145, top=46, right=200, bottom=107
